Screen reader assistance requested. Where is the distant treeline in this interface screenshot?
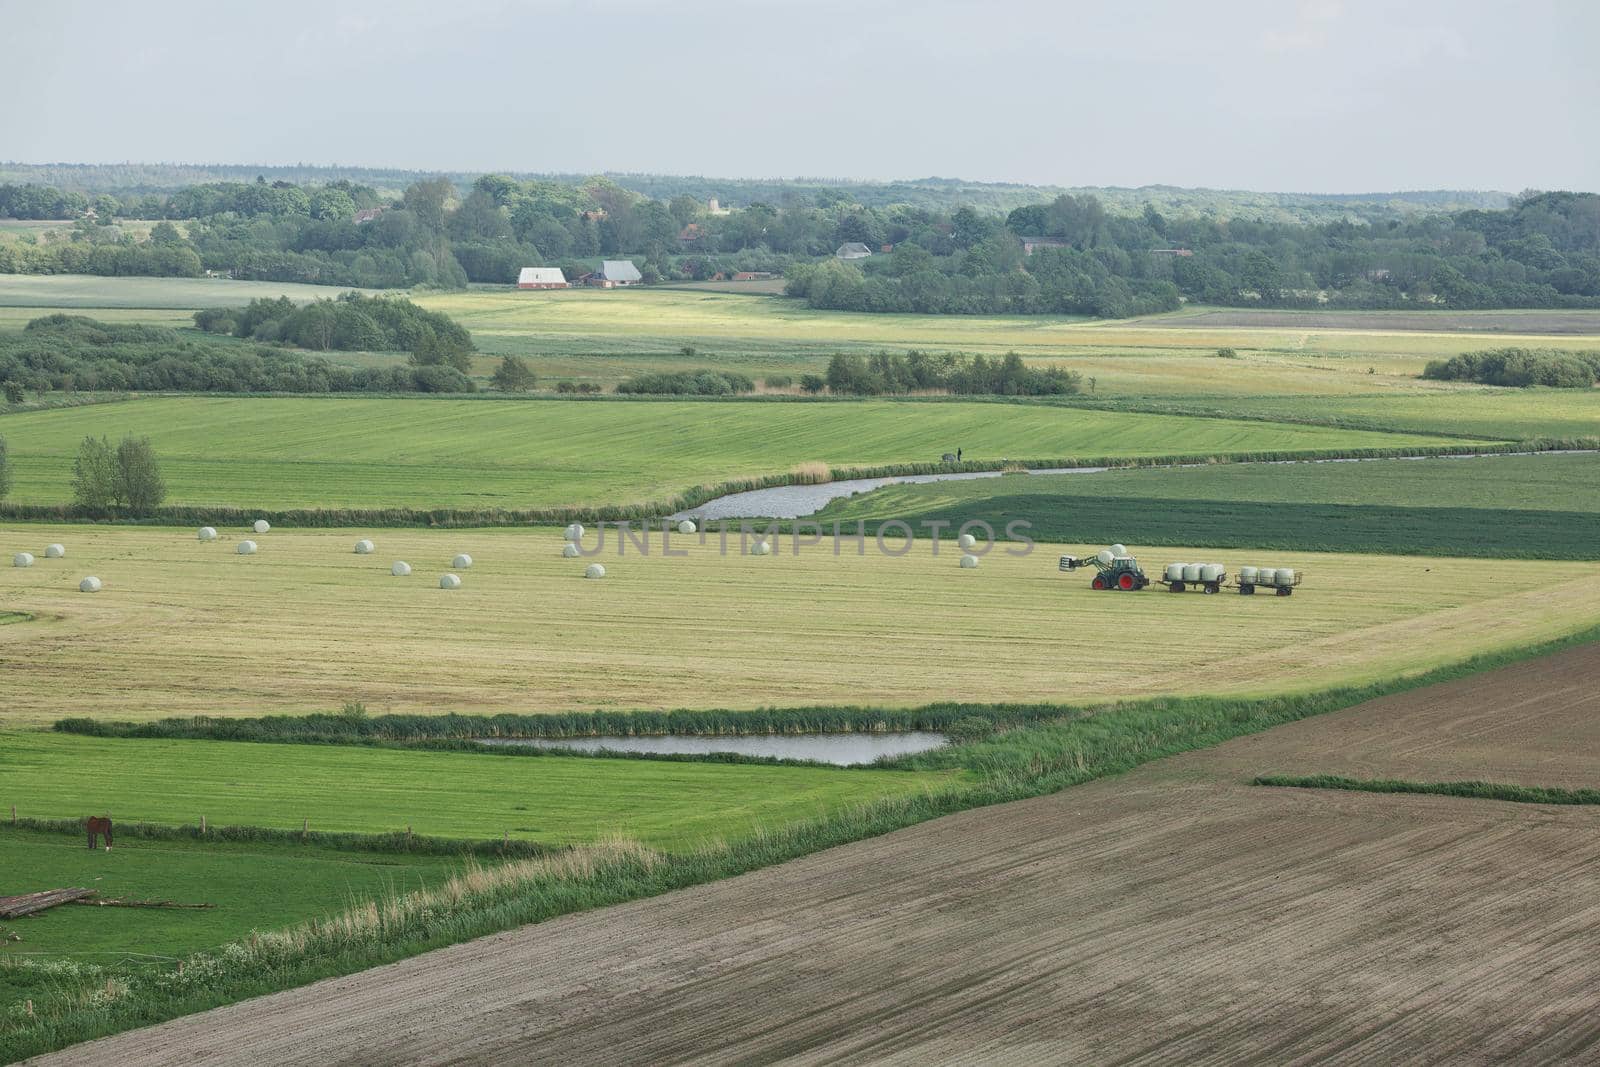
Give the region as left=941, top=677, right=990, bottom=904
left=0, top=315, right=473, bottom=395
left=194, top=293, right=474, bottom=364
left=1422, top=347, right=1600, bottom=388
left=2, top=173, right=1595, bottom=317
left=825, top=351, right=1082, bottom=396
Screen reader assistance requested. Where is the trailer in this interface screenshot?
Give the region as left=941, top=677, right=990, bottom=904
left=1157, top=562, right=1228, bottom=594
left=1237, top=566, right=1303, bottom=596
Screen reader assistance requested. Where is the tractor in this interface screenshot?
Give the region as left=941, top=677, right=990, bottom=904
left=1059, top=546, right=1150, bottom=591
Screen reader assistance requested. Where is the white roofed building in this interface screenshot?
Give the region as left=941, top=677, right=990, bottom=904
left=517, top=267, right=569, bottom=289
left=586, top=260, right=643, bottom=288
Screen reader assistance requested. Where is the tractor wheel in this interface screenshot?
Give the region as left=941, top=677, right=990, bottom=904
left=1276, top=586, right=1292, bottom=596
left=1091, top=576, right=1107, bottom=590
left=1240, top=584, right=1255, bottom=595
left=1204, top=583, right=1219, bottom=594
left=1169, top=581, right=1185, bottom=593
left=1118, top=573, right=1136, bottom=590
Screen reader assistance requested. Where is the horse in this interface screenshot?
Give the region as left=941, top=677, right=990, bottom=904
left=86, top=815, right=113, bottom=851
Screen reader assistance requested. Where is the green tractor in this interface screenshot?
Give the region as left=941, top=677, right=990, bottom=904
left=1058, top=545, right=1151, bottom=591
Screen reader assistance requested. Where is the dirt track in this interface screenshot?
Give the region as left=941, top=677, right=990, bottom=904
left=1127, top=308, right=1600, bottom=333
left=33, top=643, right=1600, bottom=1065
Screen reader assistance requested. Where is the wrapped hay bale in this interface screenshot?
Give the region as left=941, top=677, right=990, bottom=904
left=677, top=519, right=697, bottom=535
left=354, top=539, right=375, bottom=555
left=253, top=520, right=271, bottom=534
left=13, top=552, right=34, bottom=568
left=584, top=563, right=606, bottom=579
left=452, top=553, right=473, bottom=569
left=564, top=523, right=584, bottom=542
left=960, top=554, right=980, bottom=569
left=439, top=573, right=462, bottom=589
left=957, top=533, right=977, bottom=550
left=1110, top=543, right=1128, bottom=557
left=79, top=576, right=102, bottom=593
left=44, top=544, right=65, bottom=559
left=562, top=542, right=580, bottom=558
left=198, top=526, right=218, bottom=542
left=391, top=561, right=412, bottom=576
left=751, top=540, right=772, bottom=556
left=237, top=540, right=257, bottom=555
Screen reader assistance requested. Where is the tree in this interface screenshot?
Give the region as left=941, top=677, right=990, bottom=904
left=492, top=355, right=536, bottom=392
left=0, top=436, right=9, bottom=501
left=2, top=380, right=22, bottom=404
left=72, top=435, right=118, bottom=511
left=115, top=435, right=166, bottom=513
left=799, top=374, right=825, bottom=394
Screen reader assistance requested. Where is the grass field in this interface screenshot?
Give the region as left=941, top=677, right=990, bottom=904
left=2, top=524, right=1596, bottom=725
left=0, top=396, right=1450, bottom=511
left=6, top=275, right=1600, bottom=397
left=814, top=452, right=1600, bottom=558
left=0, top=734, right=945, bottom=850
left=0, top=829, right=462, bottom=963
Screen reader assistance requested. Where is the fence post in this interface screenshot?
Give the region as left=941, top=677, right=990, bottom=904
left=302, top=817, right=308, bottom=841
left=200, top=814, right=206, bottom=834
left=9, top=805, right=14, bottom=825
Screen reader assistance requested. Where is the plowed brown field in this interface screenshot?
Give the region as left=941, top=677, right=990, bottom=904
left=33, top=644, right=1600, bottom=1066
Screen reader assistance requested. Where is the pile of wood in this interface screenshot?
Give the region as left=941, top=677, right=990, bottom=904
left=0, top=888, right=94, bottom=918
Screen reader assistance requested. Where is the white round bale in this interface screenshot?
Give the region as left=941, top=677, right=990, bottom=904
left=561, top=542, right=580, bottom=558
left=45, top=543, right=65, bottom=559
left=391, top=561, right=412, bottom=576
left=13, top=552, right=34, bottom=568
left=957, top=533, right=977, bottom=550
left=79, top=576, right=102, bottom=593
left=452, top=553, right=473, bottom=569
left=751, top=540, right=772, bottom=556
left=584, top=563, right=606, bottom=579
left=564, top=523, right=585, bottom=542
left=439, top=573, right=462, bottom=589
left=677, top=519, right=697, bottom=535
left=253, top=520, right=271, bottom=534
left=1095, top=548, right=1114, bottom=566
left=354, top=539, right=375, bottom=555
left=1110, top=543, right=1128, bottom=557
left=198, top=526, right=218, bottom=542
left=237, top=540, right=257, bottom=555
left=960, top=553, right=980, bottom=569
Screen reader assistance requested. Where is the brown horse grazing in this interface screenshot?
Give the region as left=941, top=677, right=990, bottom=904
left=86, top=816, right=113, bottom=851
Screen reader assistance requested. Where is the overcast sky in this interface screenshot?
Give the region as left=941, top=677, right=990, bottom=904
left=4, top=0, right=1595, bottom=193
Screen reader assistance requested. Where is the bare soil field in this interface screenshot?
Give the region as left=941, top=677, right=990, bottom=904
left=38, top=643, right=1600, bottom=1066
left=1129, top=308, right=1600, bottom=333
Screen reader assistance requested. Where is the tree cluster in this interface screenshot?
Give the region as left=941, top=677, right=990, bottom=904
left=615, top=369, right=756, bottom=395
left=193, top=293, right=474, bottom=367
left=71, top=435, right=167, bottom=513
left=0, top=315, right=474, bottom=395
left=1421, top=347, right=1600, bottom=388
left=823, top=351, right=1081, bottom=396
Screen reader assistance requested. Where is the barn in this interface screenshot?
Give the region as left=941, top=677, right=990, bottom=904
left=587, top=260, right=643, bottom=288
left=517, top=267, right=569, bottom=290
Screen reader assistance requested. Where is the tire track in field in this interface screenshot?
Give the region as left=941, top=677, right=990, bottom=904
left=31, top=643, right=1600, bottom=1066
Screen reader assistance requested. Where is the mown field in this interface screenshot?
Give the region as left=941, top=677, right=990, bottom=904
left=0, top=396, right=1449, bottom=511
left=813, top=452, right=1600, bottom=559
left=0, top=734, right=944, bottom=850
left=3, top=524, right=1597, bottom=725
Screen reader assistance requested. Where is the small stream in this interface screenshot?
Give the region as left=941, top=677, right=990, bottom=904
left=672, top=450, right=1595, bottom=521
left=481, top=731, right=948, bottom=766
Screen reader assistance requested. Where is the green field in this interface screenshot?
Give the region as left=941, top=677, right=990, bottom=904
left=0, top=733, right=946, bottom=850
left=0, top=396, right=1450, bottom=511
left=0, top=829, right=460, bottom=962
left=813, top=452, right=1600, bottom=558
left=4, top=525, right=1597, bottom=725
left=0, top=273, right=376, bottom=310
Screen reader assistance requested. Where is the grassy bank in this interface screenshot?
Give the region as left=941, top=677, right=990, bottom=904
left=5, top=623, right=1598, bottom=1062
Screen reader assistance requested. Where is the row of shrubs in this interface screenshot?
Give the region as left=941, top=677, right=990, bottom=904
left=1421, top=346, right=1600, bottom=388
left=616, top=369, right=756, bottom=395
left=193, top=293, right=474, bottom=362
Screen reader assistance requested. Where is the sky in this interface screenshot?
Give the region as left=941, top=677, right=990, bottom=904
left=4, top=0, right=1596, bottom=193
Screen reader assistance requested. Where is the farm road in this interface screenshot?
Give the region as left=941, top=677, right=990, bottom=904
left=34, top=643, right=1600, bottom=1065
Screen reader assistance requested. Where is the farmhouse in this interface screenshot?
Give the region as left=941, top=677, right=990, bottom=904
left=835, top=242, right=872, bottom=260
left=587, top=260, right=643, bottom=288
left=352, top=208, right=385, bottom=224
left=517, top=267, right=569, bottom=290
left=732, top=271, right=774, bottom=281
left=1020, top=236, right=1068, bottom=255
